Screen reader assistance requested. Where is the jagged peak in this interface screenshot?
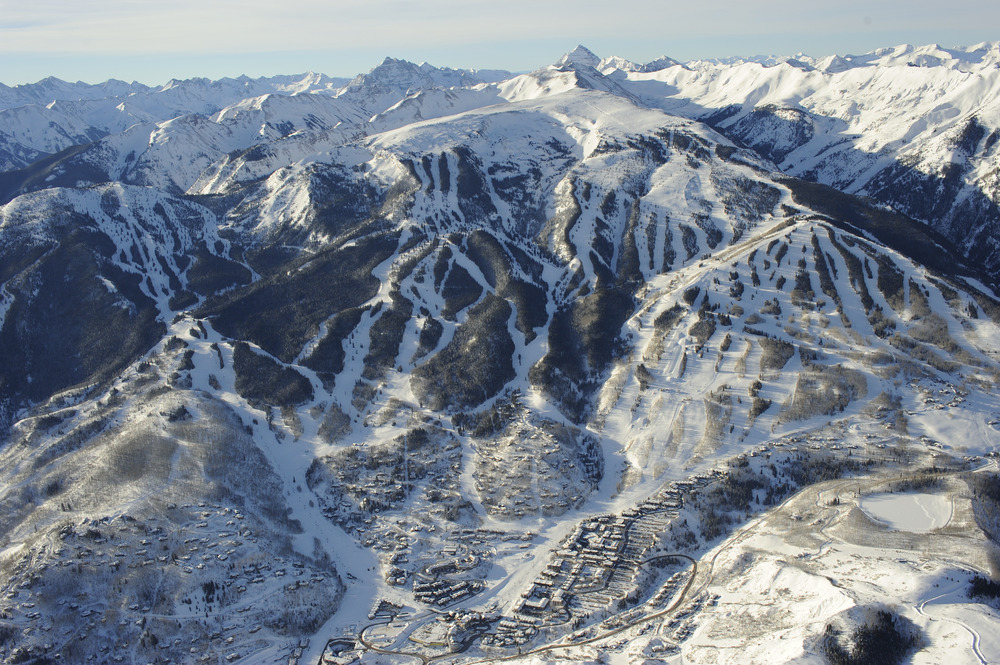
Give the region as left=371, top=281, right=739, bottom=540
left=600, top=54, right=684, bottom=74
left=558, top=45, right=602, bottom=69
left=349, top=57, right=427, bottom=84
left=375, top=56, right=421, bottom=70
left=641, top=55, right=683, bottom=72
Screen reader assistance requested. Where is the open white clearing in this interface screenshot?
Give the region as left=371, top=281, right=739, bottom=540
left=859, top=493, right=953, bottom=533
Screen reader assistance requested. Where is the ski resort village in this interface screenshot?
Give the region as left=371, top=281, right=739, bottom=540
left=3, top=41, right=1000, bottom=665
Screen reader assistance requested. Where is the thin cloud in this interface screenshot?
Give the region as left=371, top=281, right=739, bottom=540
left=1, top=0, right=994, bottom=55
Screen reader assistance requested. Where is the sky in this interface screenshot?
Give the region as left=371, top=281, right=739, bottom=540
left=1, top=0, right=998, bottom=85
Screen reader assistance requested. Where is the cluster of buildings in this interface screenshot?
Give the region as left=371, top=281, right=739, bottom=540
left=441, top=610, right=498, bottom=650
left=486, top=618, right=539, bottom=647
left=314, top=436, right=463, bottom=535
left=502, top=473, right=725, bottom=632
left=661, top=594, right=716, bottom=642
left=1, top=504, right=333, bottom=665
left=474, top=423, right=601, bottom=520
left=367, top=598, right=403, bottom=621
left=413, top=579, right=484, bottom=607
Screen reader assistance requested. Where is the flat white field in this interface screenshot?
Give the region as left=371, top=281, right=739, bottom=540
left=859, top=493, right=953, bottom=533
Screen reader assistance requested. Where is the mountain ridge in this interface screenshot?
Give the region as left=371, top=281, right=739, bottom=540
left=3, top=43, right=999, bottom=279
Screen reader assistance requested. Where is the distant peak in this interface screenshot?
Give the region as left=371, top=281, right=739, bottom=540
left=558, top=45, right=601, bottom=69
left=641, top=55, right=682, bottom=72
left=377, top=56, right=417, bottom=68
left=596, top=54, right=683, bottom=74
left=361, top=57, right=426, bottom=80
left=817, top=54, right=852, bottom=73
left=35, top=75, right=67, bottom=87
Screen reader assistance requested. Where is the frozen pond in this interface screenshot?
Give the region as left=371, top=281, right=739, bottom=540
left=859, top=493, right=952, bottom=533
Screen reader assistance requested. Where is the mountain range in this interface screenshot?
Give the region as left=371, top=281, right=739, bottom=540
left=1, top=43, right=1000, bottom=665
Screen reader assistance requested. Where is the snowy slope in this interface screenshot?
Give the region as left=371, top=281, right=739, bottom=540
left=0, top=104, right=107, bottom=160
left=604, top=42, right=1000, bottom=273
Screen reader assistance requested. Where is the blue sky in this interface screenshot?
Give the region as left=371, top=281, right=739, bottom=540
left=1, top=0, right=998, bottom=85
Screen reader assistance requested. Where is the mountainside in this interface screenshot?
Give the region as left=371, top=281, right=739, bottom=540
left=605, top=42, right=1000, bottom=275
left=2, top=46, right=1000, bottom=665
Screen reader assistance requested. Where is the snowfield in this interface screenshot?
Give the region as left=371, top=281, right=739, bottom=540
left=859, top=492, right=953, bottom=533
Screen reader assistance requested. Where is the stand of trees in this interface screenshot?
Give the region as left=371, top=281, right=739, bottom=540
left=822, top=609, right=919, bottom=665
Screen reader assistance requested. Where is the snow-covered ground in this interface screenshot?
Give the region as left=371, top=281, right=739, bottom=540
left=859, top=492, right=954, bottom=533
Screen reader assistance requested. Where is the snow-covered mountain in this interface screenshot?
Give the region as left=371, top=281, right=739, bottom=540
left=337, top=57, right=511, bottom=116
left=0, top=65, right=512, bottom=177
left=0, top=73, right=356, bottom=173
left=2, top=45, right=1000, bottom=665
left=602, top=42, right=1000, bottom=273
left=0, top=76, right=151, bottom=110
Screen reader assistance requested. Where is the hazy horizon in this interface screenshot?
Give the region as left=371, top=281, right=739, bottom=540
left=1, top=0, right=998, bottom=86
